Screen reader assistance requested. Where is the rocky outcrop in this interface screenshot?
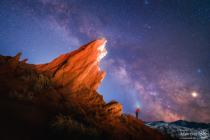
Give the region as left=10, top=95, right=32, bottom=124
left=36, top=38, right=107, bottom=92
left=0, top=39, right=166, bottom=140
left=104, top=101, right=122, bottom=117
left=36, top=38, right=124, bottom=118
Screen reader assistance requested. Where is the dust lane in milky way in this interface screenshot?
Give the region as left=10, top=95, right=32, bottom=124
left=0, top=0, right=210, bottom=122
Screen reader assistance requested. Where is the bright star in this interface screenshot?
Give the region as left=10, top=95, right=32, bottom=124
left=191, top=92, right=198, bottom=98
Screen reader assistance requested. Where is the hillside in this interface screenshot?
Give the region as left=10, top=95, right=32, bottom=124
left=0, top=38, right=166, bottom=140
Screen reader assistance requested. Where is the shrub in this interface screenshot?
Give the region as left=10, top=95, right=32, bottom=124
left=33, top=74, right=51, bottom=91
left=9, top=90, right=24, bottom=99
left=9, top=89, right=34, bottom=101
left=20, top=68, right=36, bottom=81
left=51, top=114, right=99, bottom=139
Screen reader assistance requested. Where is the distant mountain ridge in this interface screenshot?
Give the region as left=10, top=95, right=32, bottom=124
left=146, top=120, right=210, bottom=140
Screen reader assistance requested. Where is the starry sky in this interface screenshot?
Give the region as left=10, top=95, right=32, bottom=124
left=0, top=0, right=210, bottom=122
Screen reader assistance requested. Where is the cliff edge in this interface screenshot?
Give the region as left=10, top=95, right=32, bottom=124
left=0, top=39, right=167, bottom=140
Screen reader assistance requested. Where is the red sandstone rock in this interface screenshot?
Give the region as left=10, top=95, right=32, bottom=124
left=104, top=101, right=122, bottom=117
left=0, top=39, right=166, bottom=140
left=36, top=38, right=107, bottom=92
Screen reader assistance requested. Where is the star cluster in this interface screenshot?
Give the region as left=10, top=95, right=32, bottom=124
left=0, top=0, right=210, bottom=122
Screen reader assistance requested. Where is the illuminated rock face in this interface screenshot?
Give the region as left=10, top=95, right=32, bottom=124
left=36, top=38, right=123, bottom=117
left=36, top=38, right=107, bottom=92
left=104, top=101, right=122, bottom=117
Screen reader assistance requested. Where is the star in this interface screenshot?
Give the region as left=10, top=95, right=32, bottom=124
left=191, top=92, right=198, bottom=98
left=197, top=68, right=202, bottom=73
left=144, top=0, right=149, bottom=5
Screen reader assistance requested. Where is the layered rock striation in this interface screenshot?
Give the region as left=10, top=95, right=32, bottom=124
left=36, top=38, right=107, bottom=92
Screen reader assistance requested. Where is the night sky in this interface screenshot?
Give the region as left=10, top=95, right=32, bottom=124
left=0, top=0, right=210, bottom=122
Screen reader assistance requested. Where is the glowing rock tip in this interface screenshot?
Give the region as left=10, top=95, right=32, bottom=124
left=97, top=39, right=107, bottom=61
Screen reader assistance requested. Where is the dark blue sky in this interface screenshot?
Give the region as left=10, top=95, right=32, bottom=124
left=0, top=0, right=210, bottom=122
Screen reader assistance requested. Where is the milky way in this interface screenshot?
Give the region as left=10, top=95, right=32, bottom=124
left=0, top=0, right=210, bottom=122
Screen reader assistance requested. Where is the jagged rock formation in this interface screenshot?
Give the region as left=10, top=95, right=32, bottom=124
left=104, top=101, right=122, bottom=117
left=36, top=38, right=124, bottom=119
left=0, top=39, right=166, bottom=140
left=36, top=38, right=107, bottom=92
